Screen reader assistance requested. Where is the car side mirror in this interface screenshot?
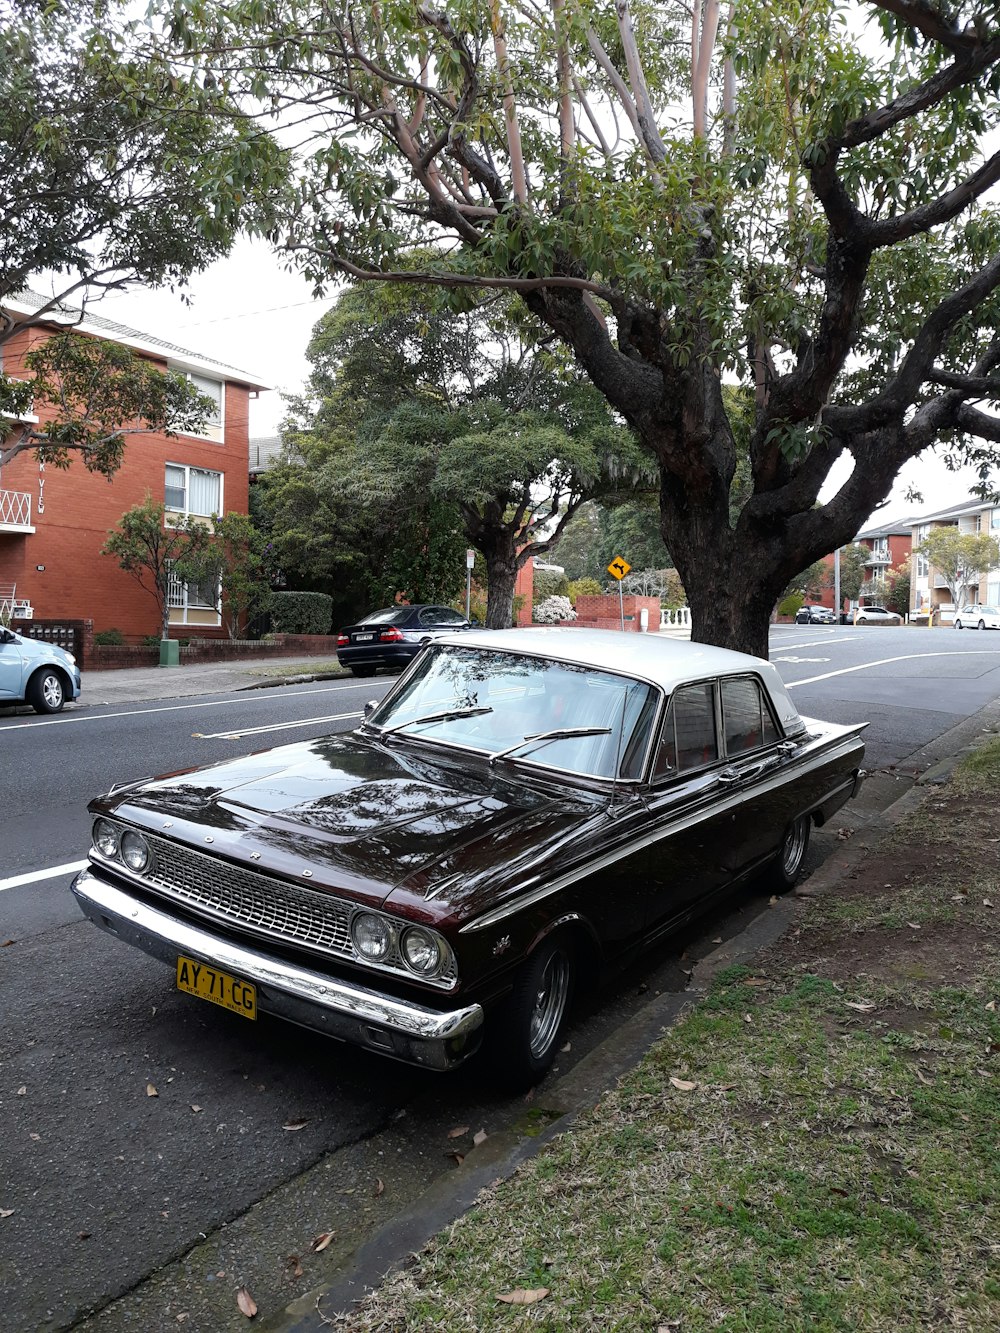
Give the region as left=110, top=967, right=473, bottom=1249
left=363, top=699, right=378, bottom=718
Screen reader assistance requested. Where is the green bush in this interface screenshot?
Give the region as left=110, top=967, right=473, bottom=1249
left=142, top=634, right=161, bottom=647
left=532, top=568, right=570, bottom=603
left=777, top=592, right=804, bottom=618
left=93, top=628, right=126, bottom=646
left=567, top=577, right=602, bottom=605
left=270, top=591, right=334, bottom=635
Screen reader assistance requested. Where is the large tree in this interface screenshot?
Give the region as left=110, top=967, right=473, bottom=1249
left=0, top=0, right=286, bottom=423
left=286, top=282, right=649, bottom=626
left=148, top=0, right=1000, bottom=657
left=916, top=529, right=1000, bottom=609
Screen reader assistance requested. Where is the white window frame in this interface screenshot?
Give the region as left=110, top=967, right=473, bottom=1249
left=168, top=363, right=225, bottom=442
left=164, top=463, right=223, bottom=520
left=167, top=563, right=221, bottom=625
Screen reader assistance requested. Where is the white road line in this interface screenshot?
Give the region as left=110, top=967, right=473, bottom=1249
left=0, top=860, right=88, bottom=893
left=786, top=650, right=1000, bottom=689
left=197, top=710, right=362, bottom=739
left=0, top=682, right=378, bottom=732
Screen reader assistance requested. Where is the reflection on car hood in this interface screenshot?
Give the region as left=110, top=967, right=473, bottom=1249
left=100, top=733, right=598, bottom=912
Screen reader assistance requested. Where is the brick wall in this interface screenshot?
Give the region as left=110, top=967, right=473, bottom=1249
left=572, top=594, right=661, bottom=631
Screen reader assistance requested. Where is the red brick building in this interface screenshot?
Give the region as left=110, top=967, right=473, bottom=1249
left=0, top=294, right=266, bottom=640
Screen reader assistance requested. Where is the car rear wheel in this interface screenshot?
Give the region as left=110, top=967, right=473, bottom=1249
left=772, top=814, right=810, bottom=890
left=350, top=665, right=377, bottom=677
left=491, top=935, right=574, bottom=1088
left=27, top=668, right=65, bottom=714
left=978, top=620, right=986, bottom=630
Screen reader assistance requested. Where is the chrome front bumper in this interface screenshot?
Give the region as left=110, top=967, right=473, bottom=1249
left=72, top=870, right=484, bottom=1071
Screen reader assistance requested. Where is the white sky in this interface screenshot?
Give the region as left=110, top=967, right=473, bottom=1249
left=89, top=237, right=990, bottom=528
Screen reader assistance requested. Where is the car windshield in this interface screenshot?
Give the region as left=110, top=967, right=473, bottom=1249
left=365, top=645, right=658, bottom=781
left=357, top=607, right=413, bottom=626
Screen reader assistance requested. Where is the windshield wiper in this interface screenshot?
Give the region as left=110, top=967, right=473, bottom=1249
left=489, top=726, right=611, bottom=766
left=379, top=705, right=493, bottom=736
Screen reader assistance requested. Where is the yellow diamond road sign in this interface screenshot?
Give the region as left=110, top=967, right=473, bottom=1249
left=607, top=556, right=631, bottom=581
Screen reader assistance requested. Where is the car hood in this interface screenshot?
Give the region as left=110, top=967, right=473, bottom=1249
left=96, top=733, right=601, bottom=915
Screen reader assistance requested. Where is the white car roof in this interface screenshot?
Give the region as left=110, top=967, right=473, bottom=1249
left=439, top=627, right=805, bottom=736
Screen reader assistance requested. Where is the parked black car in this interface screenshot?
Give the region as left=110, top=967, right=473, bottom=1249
left=794, top=605, right=836, bottom=625
left=336, top=604, right=472, bottom=676
left=72, top=629, right=867, bottom=1086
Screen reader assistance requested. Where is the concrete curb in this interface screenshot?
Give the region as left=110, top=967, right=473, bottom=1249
left=261, top=694, right=1000, bottom=1331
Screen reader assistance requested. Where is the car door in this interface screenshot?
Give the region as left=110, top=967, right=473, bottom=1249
left=0, top=632, right=25, bottom=700
left=713, top=675, right=794, bottom=870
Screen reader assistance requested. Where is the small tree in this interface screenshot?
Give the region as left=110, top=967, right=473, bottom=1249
left=917, top=531, right=1000, bottom=610
left=196, top=512, right=275, bottom=640
left=838, top=544, right=872, bottom=605
left=885, top=557, right=912, bottom=618
left=102, top=496, right=214, bottom=640
left=621, top=568, right=673, bottom=599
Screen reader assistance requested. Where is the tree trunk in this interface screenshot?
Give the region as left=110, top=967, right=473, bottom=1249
left=484, top=553, right=519, bottom=629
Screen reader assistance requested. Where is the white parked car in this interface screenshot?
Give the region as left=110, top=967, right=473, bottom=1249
left=954, top=604, right=1000, bottom=630
left=854, top=605, right=901, bottom=625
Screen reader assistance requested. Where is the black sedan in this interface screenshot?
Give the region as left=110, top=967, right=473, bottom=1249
left=336, top=604, right=472, bottom=676
left=794, top=605, right=836, bottom=625
left=72, top=629, right=867, bottom=1088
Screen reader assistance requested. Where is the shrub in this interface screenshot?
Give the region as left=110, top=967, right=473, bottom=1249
left=567, top=577, right=602, bottom=605
left=777, top=592, right=804, bottom=618
left=532, top=568, right=570, bottom=602
left=142, top=634, right=161, bottom=647
left=92, top=628, right=126, bottom=646
left=269, top=591, right=334, bottom=635
left=533, top=595, right=576, bottom=624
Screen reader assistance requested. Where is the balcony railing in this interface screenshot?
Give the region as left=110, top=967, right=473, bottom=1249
left=865, top=547, right=891, bottom=566
left=0, top=488, right=34, bottom=532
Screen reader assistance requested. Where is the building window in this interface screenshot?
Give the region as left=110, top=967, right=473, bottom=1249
left=168, top=364, right=225, bottom=441
left=914, top=524, right=929, bottom=578
left=167, top=564, right=221, bottom=626
left=164, top=464, right=222, bottom=519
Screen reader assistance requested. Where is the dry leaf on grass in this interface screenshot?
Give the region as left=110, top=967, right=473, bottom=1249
left=286, top=1255, right=304, bottom=1279
left=987, top=1001, right=996, bottom=1012
left=282, top=1118, right=308, bottom=1131
left=447, top=1125, right=469, bottom=1139
left=845, top=1001, right=876, bottom=1013
left=669, top=1076, right=697, bottom=1091
left=497, top=1288, right=549, bottom=1306
left=146, top=1084, right=158, bottom=1098
left=916, top=1068, right=934, bottom=1085
left=907, top=922, right=921, bottom=930
left=311, top=1231, right=333, bottom=1252
left=473, top=1128, right=488, bottom=1146
left=236, top=1286, right=257, bottom=1318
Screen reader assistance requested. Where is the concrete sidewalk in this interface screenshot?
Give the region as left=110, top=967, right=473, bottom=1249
left=76, top=654, right=347, bottom=706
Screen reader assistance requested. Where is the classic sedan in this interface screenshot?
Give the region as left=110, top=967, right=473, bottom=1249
left=336, top=604, right=472, bottom=676
left=72, top=629, right=866, bottom=1086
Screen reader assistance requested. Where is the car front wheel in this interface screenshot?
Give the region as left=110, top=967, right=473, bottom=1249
left=492, top=936, right=574, bottom=1088
left=955, top=620, right=963, bottom=630
left=978, top=620, right=986, bottom=630
left=27, top=668, right=66, bottom=714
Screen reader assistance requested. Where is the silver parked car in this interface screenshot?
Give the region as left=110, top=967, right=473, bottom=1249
left=954, top=604, right=1000, bottom=630
left=854, top=605, right=901, bottom=625
left=0, top=626, right=81, bottom=713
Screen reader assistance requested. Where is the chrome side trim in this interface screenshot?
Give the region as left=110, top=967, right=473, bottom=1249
left=72, top=871, right=482, bottom=1072
left=461, top=730, right=864, bottom=934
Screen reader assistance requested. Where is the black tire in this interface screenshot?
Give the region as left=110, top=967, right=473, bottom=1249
left=771, top=814, right=810, bottom=890
left=978, top=620, right=986, bottom=631
left=350, top=665, right=377, bottom=677
left=955, top=619, right=963, bottom=630
left=491, top=936, right=575, bottom=1088
left=26, top=668, right=66, bottom=714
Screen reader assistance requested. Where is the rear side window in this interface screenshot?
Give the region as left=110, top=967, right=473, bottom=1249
left=721, top=676, right=779, bottom=757
left=418, top=607, right=467, bottom=627
left=362, top=607, right=411, bottom=626
left=653, top=682, right=718, bottom=777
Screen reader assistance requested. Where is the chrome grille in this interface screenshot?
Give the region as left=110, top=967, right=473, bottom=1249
left=92, top=825, right=458, bottom=988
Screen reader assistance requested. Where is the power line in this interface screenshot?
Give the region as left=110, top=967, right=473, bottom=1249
left=172, top=297, right=339, bottom=330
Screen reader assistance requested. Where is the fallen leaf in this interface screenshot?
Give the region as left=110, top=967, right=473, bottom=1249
left=29, top=1133, right=40, bottom=1142
left=16, top=1087, right=26, bottom=1096
left=952, top=894, right=968, bottom=903
left=743, top=1014, right=753, bottom=1024
left=176, top=1315, right=189, bottom=1324
left=448, top=1151, right=465, bottom=1166
left=497, top=1288, right=549, bottom=1306
left=236, top=1286, right=257, bottom=1318
left=669, top=1076, right=697, bottom=1091
left=1, top=939, right=14, bottom=947
left=282, top=1118, right=308, bottom=1131
left=987, top=1001, right=996, bottom=1012
left=447, top=1125, right=469, bottom=1139
left=916, top=1068, right=933, bottom=1085
left=374, top=1178, right=384, bottom=1198
left=146, top=1084, right=158, bottom=1098
left=285, top=1255, right=304, bottom=1279
left=711, top=937, right=723, bottom=943
left=768, top=895, right=779, bottom=905
left=311, top=1231, right=333, bottom=1253
left=560, top=1042, right=571, bottom=1053
left=191, top=1105, right=202, bottom=1114
left=473, top=1128, right=488, bottom=1147
left=984, top=899, right=994, bottom=908
left=0, top=1209, right=13, bottom=1218
left=745, top=977, right=770, bottom=987
left=845, top=1001, right=876, bottom=1013
left=906, top=922, right=921, bottom=930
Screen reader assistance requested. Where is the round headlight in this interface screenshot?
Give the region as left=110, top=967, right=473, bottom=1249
left=93, top=818, right=120, bottom=860
left=351, top=912, right=393, bottom=962
left=401, top=926, right=444, bottom=976
left=120, top=830, right=151, bottom=873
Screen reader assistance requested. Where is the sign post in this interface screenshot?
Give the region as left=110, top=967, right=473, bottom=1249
left=465, top=548, right=475, bottom=620
left=606, top=556, right=631, bottom=632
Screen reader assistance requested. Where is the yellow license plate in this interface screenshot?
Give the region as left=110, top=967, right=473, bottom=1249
left=176, top=956, right=256, bottom=1020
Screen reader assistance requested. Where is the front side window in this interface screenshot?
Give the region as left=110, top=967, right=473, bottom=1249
left=164, top=464, right=222, bottom=519
left=418, top=607, right=467, bottom=627
left=654, top=682, right=718, bottom=778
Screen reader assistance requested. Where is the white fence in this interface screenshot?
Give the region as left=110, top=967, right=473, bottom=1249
left=0, top=489, right=32, bottom=529
left=660, top=607, right=691, bottom=629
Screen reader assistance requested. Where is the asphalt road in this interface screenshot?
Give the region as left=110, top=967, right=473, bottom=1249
left=2, top=625, right=1000, bottom=1332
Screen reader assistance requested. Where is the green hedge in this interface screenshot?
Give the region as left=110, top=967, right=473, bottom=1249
left=270, top=591, right=334, bottom=635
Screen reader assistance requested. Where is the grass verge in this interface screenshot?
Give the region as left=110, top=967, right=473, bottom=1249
left=326, top=740, right=1000, bottom=1332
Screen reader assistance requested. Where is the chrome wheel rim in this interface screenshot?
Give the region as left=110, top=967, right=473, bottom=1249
left=529, top=950, right=570, bottom=1060
left=781, top=817, right=807, bottom=879
left=42, top=675, right=63, bottom=709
